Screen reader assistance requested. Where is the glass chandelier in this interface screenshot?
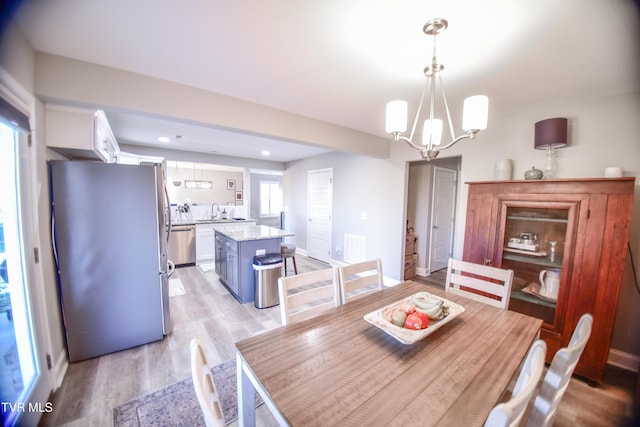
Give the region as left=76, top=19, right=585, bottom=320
left=386, top=18, right=489, bottom=161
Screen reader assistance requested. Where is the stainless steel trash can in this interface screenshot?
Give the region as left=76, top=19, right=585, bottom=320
left=253, top=254, right=283, bottom=308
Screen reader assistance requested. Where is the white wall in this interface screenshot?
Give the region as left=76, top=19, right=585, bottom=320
left=283, top=150, right=406, bottom=279
left=166, top=166, right=244, bottom=207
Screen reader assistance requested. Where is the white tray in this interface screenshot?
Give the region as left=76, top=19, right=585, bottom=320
left=504, top=247, right=548, bottom=257
left=363, top=292, right=465, bottom=345
left=507, top=241, right=539, bottom=251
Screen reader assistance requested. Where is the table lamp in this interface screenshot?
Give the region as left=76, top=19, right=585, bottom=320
left=534, top=117, right=568, bottom=179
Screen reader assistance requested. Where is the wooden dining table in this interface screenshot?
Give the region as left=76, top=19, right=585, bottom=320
left=235, top=280, right=542, bottom=426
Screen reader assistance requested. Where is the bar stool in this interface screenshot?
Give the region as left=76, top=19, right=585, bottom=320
left=280, top=243, right=298, bottom=276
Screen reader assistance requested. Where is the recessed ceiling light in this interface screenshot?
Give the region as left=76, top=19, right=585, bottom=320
left=158, top=136, right=170, bottom=143
left=261, top=150, right=271, bottom=156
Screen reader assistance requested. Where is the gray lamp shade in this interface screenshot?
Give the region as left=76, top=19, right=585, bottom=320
left=534, top=117, right=568, bottom=149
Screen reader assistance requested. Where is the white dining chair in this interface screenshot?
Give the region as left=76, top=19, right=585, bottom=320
left=278, top=267, right=340, bottom=325
left=445, top=258, right=514, bottom=309
left=525, top=313, right=593, bottom=427
left=484, top=339, right=547, bottom=427
left=338, top=258, right=384, bottom=304
left=190, top=339, right=225, bottom=427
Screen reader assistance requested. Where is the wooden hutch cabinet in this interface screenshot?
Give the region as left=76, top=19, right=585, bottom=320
left=462, top=178, right=635, bottom=383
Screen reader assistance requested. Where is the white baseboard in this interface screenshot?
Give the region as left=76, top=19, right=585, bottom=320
left=608, top=348, right=640, bottom=372
left=383, top=277, right=401, bottom=286
left=416, top=267, right=428, bottom=277
left=52, top=349, right=68, bottom=391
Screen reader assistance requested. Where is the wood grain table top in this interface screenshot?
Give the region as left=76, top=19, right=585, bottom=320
left=235, top=280, right=542, bottom=426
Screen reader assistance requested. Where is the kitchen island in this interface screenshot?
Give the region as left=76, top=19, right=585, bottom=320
left=215, top=225, right=294, bottom=303
left=192, top=219, right=257, bottom=265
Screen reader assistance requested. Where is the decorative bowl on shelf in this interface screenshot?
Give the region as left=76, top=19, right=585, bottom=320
left=524, top=166, right=543, bottom=180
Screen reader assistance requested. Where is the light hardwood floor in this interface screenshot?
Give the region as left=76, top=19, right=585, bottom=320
left=38, top=259, right=637, bottom=426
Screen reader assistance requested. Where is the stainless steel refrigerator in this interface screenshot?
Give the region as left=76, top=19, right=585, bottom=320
left=50, top=160, right=173, bottom=362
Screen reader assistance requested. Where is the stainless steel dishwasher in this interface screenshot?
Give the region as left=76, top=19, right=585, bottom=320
left=168, top=224, right=196, bottom=266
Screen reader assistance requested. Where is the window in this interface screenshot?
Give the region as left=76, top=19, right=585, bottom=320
left=259, top=180, right=282, bottom=216
left=0, top=121, right=38, bottom=426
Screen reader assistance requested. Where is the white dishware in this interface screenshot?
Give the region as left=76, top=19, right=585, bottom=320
left=604, top=167, right=623, bottom=178
left=494, top=159, right=513, bottom=180
left=539, top=269, right=561, bottom=300
left=363, top=292, right=465, bottom=345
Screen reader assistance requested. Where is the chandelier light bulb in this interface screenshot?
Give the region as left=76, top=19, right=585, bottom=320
left=462, top=95, right=489, bottom=132
left=385, top=100, right=408, bottom=134
left=422, top=118, right=442, bottom=146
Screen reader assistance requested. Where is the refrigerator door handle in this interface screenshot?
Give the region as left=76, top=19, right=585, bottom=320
left=51, top=215, right=59, bottom=268
left=167, top=260, right=176, bottom=278
left=164, top=180, right=172, bottom=246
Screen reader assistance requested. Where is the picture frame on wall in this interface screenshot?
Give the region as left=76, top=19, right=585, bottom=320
left=227, top=179, right=236, bottom=190
left=235, top=191, right=243, bottom=202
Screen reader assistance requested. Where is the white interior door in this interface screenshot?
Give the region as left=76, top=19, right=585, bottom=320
left=429, top=167, right=456, bottom=272
left=307, top=169, right=332, bottom=263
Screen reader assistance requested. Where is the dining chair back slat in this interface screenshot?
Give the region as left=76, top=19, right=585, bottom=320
left=484, top=339, right=547, bottom=427
left=526, top=313, right=593, bottom=427
left=445, top=258, right=514, bottom=309
left=278, top=267, right=340, bottom=325
left=338, top=258, right=384, bottom=304
left=190, top=339, right=225, bottom=427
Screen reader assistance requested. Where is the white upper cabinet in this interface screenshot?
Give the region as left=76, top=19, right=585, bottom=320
left=45, top=104, right=119, bottom=163
left=117, top=151, right=164, bottom=165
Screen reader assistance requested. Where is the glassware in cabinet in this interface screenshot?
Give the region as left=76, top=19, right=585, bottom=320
left=499, top=205, right=572, bottom=327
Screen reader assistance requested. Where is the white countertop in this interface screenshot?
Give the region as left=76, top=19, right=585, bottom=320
left=216, top=225, right=295, bottom=242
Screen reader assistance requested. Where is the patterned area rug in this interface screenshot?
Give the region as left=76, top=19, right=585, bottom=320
left=113, top=360, right=263, bottom=426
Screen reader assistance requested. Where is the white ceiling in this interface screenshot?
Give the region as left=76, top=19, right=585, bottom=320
left=105, top=111, right=332, bottom=162
left=10, top=0, right=640, bottom=162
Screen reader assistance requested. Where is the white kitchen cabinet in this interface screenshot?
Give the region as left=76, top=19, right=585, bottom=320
left=196, top=223, right=216, bottom=264
left=45, top=104, right=119, bottom=163
left=196, top=221, right=256, bottom=265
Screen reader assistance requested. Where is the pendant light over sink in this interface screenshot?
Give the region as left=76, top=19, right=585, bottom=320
left=184, top=162, right=213, bottom=189
left=385, top=18, right=489, bottom=161
left=172, top=162, right=182, bottom=187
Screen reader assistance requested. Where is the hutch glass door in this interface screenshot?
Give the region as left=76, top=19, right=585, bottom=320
left=498, top=202, right=577, bottom=331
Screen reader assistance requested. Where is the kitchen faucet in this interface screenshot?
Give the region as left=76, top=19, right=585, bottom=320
left=210, top=202, right=220, bottom=219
